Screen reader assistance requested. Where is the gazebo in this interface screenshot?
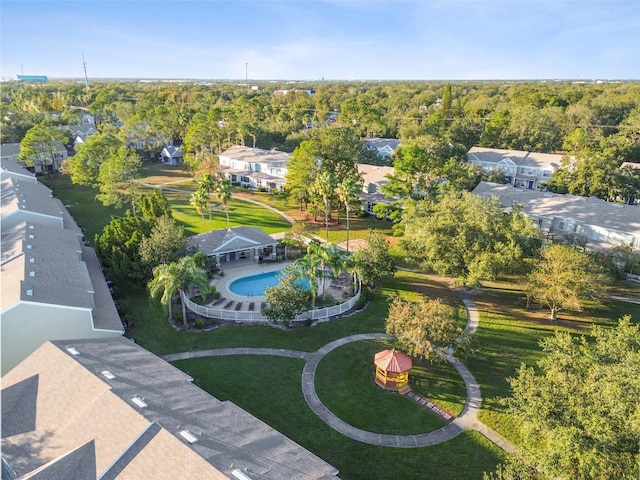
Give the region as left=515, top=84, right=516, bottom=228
left=374, top=349, right=412, bottom=394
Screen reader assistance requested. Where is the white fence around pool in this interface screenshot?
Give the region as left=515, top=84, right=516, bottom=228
left=181, top=279, right=362, bottom=323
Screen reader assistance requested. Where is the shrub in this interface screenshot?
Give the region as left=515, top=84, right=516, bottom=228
left=194, top=319, right=206, bottom=329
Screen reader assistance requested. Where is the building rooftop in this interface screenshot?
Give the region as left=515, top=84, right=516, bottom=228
left=467, top=147, right=568, bottom=169
left=472, top=182, right=640, bottom=236
left=2, top=338, right=340, bottom=480
left=188, top=226, right=278, bottom=257
left=357, top=164, right=394, bottom=185
left=220, top=146, right=291, bottom=171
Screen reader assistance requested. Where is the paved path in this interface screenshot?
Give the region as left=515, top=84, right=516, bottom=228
left=162, top=286, right=517, bottom=452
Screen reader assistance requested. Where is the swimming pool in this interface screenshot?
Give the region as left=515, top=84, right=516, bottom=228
left=229, top=270, right=310, bottom=297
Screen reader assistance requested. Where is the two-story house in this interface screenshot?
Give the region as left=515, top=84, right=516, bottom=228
left=467, top=147, right=569, bottom=190
left=218, top=145, right=291, bottom=191
left=357, top=163, right=395, bottom=215
left=473, top=181, right=640, bottom=250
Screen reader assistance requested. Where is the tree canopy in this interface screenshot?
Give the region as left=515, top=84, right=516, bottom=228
left=400, top=190, right=541, bottom=287
left=493, top=317, right=640, bottom=480
left=385, top=296, right=467, bottom=362
left=525, top=244, right=608, bottom=320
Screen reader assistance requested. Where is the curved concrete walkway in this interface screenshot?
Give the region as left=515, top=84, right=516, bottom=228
left=162, top=288, right=517, bottom=452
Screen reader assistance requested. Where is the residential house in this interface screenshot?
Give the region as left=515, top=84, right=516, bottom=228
left=472, top=181, right=640, bottom=250
left=65, top=123, right=99, bottom=148
left=363, top=138, right=400, bottom=162
left=0, top=153, right=38, bottom=184
left=356, top=163, right=395, bottom=215
left=1, top=141, right=68, bottom=173
left=1, top=160, right=124, bottom=374
left=467, top=147, right=568, bottom=190
left=160, top=145, right=184, bottom=165
left=1, top=337, right=341, bottom=480
left=218, top=145, right=290, bottom=192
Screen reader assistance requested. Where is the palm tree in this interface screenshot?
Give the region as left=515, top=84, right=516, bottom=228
left=313, top=171, right=336, bottom=242
left=214, top=178, right=233, bottom=228
left=198, top=174, right=216, bottom=230
left=306, top=242, right=349, bottom=301
left=337, top=176, right=363, bottom=253
left=294, top=251, right=322, bottom=309
left=148, top=255, right=210, bottom=329
left=190, top=188, right=208, bottom=232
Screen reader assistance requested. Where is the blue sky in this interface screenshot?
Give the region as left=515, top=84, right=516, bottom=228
left=1, top=0, right=639, bottom=81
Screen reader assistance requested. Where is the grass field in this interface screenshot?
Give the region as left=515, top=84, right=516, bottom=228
left=41, top=164, right=639, bottom=480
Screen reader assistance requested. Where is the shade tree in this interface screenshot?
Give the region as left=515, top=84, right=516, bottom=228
left=525, top=244, right=608, bottom=320
left=385, top=296, right=467, bottom=362
left=492, top=317, right=640, bottom=480
left=400, top=191, right=541, bottom=287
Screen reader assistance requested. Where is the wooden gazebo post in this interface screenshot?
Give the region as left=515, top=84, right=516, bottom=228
left=374, top=348, right=412, bottom=395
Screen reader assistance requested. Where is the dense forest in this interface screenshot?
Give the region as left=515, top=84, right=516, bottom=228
left=2, top=79, right=639, bottom=204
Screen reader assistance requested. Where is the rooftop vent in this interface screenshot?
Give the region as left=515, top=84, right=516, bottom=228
left=29, top=271, right=35, bottom=277
left=131, top=396, right=148, bottom=408
left=101, top=370, right=115, bottom=380
left=26, top=289, right=33, bottom=296
left=66, top=347, right=80, bottom=356
left=29, top=257, right=35, bottom=263
left=232, top=470, right=254, bottom=480
left=179, top=430, right=198, bottom=444
left=28, top=234, right=34, bottom=239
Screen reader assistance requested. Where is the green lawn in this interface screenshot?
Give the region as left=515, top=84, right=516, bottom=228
left=315, top=339, right=466, bottom=434
left=41, top=168, right=638, bottom=479
left=173, top=354, right=506, bottom=480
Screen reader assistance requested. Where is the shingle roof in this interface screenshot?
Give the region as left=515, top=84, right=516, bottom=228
left=363, top=138, right=400, bottom=153
left=1, top=157, right=37, bottom=183
left=472, top=182, right=640, bottom=236
left=220, top=146, right=291, bottom=170
left=1, top=177, right=65, bottom=227
left=188, top=226, right=278, bottom=256
left=0, top=220, right=96, bottom=310
left=467, top=147, right=568, bottom=169
left=374, top=349, right=412, bottom=373
left=357, top=164, right=394, bottom=185
left=2, top=338, right=340, bottom=480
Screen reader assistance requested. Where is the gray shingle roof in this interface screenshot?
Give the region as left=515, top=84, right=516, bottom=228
left=2, top=338, right=340, bottom=480
left=220, top=146, right=291, bottom=170
left=472, top=182, right=640, bottom=236
left=188, top=227, right=278, bottom=256
left=467, top=147, right=568, bottom=169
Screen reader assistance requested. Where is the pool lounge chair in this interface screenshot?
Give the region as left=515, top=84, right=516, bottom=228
left=224, top=300, right=235, bottom=309
left=235, top=302, right=243, bottom=311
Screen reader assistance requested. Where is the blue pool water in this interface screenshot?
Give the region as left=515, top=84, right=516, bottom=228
left=229, top=270, right=310, bottom=296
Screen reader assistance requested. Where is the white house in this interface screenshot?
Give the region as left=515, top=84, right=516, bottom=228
left=363, top=138, right=401, bottom=162
left=218, top=145, right=291, bottom=191
left=472, top=181, right=640, bottom=250
left=357, top=163, right=395, bottom=215
left=467, top=147, right=569, bottom=190
left=1, top=163, right=124, bottom=374
left=161, top=145, right=184, bottom=164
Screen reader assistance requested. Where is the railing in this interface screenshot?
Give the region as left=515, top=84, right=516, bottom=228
left=182, top=278, right=362, bottom=324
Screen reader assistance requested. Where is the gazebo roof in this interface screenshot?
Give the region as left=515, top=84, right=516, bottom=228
left=374, top=349, right=412, bottom=373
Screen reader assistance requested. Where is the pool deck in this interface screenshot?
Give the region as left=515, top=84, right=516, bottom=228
left=208, top=260, right=294, bottom=308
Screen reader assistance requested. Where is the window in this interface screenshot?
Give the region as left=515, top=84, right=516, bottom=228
left=558, top=220, right=565, bottom=230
